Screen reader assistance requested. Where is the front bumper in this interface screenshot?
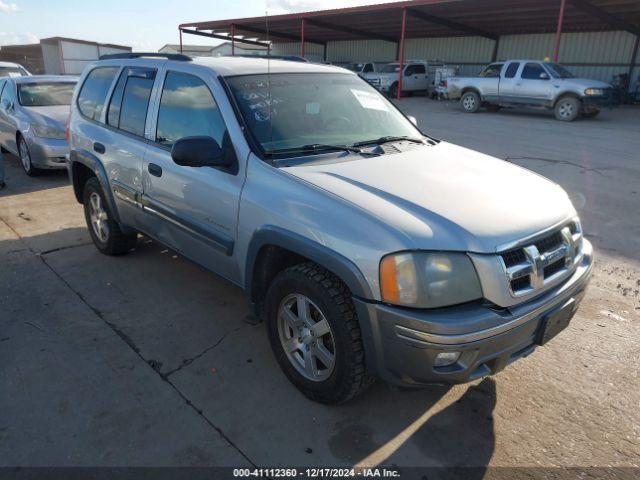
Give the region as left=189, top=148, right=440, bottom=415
left=354, top=239, right=593, bottom=387
left=26, top=136, right=69, bottom=170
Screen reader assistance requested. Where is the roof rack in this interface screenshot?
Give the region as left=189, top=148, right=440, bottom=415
left=98, top=52, right=192, bottom=61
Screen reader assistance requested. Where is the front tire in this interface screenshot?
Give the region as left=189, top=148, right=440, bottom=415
left=388, top=83, right=399, bottom=99
left=265, top=263, right=373, bottom=404
left=18, top=135, right=42, bottom=176
left=460, top=91, right=481, bottom=113
left=554, top=96, right=581, bottom=121
left=83, top=177, right=137, bottom=256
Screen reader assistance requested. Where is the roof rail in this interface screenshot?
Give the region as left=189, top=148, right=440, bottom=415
left=98, top=52, right=192, bottom=61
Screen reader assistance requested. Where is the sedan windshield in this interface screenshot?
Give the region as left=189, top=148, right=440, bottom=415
left=544, top=63, right=575, bottom=79
left=0, top=66, right=28, bottom=77
left=225, top=73, right=423, bottom=156
left=18, top=82, right=76, bottom=107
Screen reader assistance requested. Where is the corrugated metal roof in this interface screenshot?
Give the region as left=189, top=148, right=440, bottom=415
left=181, top=0, right=640, bottom=44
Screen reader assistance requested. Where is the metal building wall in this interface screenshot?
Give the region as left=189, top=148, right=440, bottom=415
left=497, top=31, right=636, bottom=82
left=271, top=42, right=324, bottom=62
left=326, top=40, right=396, bottom=63
left=272, top=29, right=638, bottom=83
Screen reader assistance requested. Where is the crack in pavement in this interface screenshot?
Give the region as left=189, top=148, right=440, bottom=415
left=505, top=155, right=605, bottom=175
left=0, top=215, right=257, bottom=467
left=38, top=242, right=94, bottom=256
left=163, top=325, right=247, bottom=379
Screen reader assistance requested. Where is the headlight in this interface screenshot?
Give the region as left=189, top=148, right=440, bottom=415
left=584, top=88, right=605, bottom=96
left=380, top=251, right=482, bottom=308
left=380, top=77, right=390, bottom=85
left=31, top=125, right=66, bottom=140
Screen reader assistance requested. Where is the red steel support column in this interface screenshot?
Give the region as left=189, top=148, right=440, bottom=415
left=301, top=18, right=306, bottom=58
left=231, top=24, right=236, bottom=56
left=553, top=0, right=566, bottom=62
left=397, top=7, right=407, bottom=100
left=179, top=28, right=183, bottom=54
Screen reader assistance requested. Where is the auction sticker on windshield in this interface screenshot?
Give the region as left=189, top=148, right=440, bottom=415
left=351, top=89, right=388, bottom=111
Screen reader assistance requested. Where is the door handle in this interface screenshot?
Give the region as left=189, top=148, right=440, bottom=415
left=93, top=142, right=105, bottom=154
left=148, top=163, right=163, bottom=177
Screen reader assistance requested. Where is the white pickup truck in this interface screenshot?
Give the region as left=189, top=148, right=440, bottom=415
left=344, top=62, right=378, bottom=78
left=447, top=60, right=612, bottom=121
left=366, top=61, right=444, bottom=97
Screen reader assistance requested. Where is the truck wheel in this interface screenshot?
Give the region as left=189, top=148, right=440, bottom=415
left=554, top=96, right=581, bottom=121
left=83, top=177, right=137, bottom=256
left=388, top=83, right=399, bottom=99
left=461, top=91, right=480, bottom=113
left=265, top=262, right=373, bottom=404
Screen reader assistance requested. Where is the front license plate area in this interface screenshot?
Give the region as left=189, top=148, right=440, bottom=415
left=538, top=298, right=576, bottom=346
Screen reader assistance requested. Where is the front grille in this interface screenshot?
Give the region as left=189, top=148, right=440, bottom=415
left=499, top=220, right=583, bottom=297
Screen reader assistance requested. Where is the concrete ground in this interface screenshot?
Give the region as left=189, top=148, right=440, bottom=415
left=0, top=100, right=638, bottom=471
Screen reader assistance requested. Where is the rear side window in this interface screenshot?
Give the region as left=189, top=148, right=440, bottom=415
left=155, top=71, right=228, bottom=149
left=77, top=67, right=119, bottom=121
left=107, top=67, right=156, bottom=137
left=521, top=63, right=547, bottom=80
left=480, top=63, right=503, bottom=78
left=504, top=62, right=520, bottom=78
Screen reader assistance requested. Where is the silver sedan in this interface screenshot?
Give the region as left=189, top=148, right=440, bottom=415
left=0, top=75, right=77, bottom=176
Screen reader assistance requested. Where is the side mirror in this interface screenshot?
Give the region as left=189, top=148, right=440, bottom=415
left=539, top=72, right=550, bottom=80
left=408, top=115, right=418, bottom=126
left=171, top=136, right=230, bottom=168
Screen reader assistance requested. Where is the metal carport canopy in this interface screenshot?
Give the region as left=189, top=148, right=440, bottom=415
left=180, top=0, right=640, bottom=44
left=179, top=0, right=640, bottom=99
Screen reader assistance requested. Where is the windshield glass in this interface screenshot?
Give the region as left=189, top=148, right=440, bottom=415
left=226, top=73, right=422, bottom=156
left=0, top=66, right=28, bottom=77
left=380, top=64, right=400, bottom=73
left=345, top=63, right=364, bottom=72
left=544, top=62, right=575, bottom=79
left=18, top=82, right=76, bottom=107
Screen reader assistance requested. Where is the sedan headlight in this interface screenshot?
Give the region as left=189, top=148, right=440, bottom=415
left=584, top=88, right=605, bottom=96
left=380, top=251, right=482, bottom=308
left=31, top=125, right=66, bottom=140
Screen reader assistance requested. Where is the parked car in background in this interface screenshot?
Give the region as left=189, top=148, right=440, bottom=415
left=0, top=75, right=78, bottom=175
left=368, top=60, right=445, bottom=97
left=344, top=61, right=378, bottom=78
left=0, top=61, right=31, bottom=78
left=446, top=60, right=613, bottom=121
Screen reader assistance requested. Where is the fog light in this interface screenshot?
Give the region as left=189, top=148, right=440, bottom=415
left=434, top=351, right=461, bottom=367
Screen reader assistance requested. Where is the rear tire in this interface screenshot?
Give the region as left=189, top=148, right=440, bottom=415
left=460, top=91, right=481, bottom=113
left=83, top=177, right=137, bottom=256
left=265, top=262, right=373, bottom=404
left=554, top=96, right=581, bottom=121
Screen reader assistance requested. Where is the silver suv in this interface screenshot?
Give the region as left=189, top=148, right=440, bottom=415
left=68, top=53, right=593, bottom=404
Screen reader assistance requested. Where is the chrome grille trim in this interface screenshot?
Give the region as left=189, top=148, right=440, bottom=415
left=498, top=219, right=583, bottom=297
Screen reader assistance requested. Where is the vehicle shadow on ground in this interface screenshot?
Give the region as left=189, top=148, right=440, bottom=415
left=0, top=227, right=497, bottom=470
left=0, top=152, right=69, bottom=197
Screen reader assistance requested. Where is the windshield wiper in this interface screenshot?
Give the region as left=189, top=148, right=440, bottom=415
left=265, top=143, right=366, bottom=157
left=352, top=136, right=425, bottom=147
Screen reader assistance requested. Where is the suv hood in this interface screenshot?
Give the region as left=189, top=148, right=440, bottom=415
left=283, top=142, right=576, bottom=253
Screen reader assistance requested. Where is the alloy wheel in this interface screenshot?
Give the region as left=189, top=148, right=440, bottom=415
left=89, top=192, right=110, bottom=242
left=558, top=101, right=574, bottom=119
left=463, top=95, right=476, bottom=110
left=277, top=293, right=336, bottom=382
left=19, top=139, right=31, bottom=173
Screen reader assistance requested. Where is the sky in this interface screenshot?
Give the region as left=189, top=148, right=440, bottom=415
left=0, top=0, right=405, bottom=51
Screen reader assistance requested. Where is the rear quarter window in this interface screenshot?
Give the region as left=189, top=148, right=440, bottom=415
left=77, top=67, right=119, bottom=121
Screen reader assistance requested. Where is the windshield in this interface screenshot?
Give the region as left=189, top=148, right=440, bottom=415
left=0, top=66, right=28, bottom=78
left=18, top=82, right=76, bottom=107
left=544, top=62, right=575, bottom=79
left=380, top=64, right=400, bottom=73
left=345, top=63, right=364, bottom=72
left=225, top=73, right=422, bottom=156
